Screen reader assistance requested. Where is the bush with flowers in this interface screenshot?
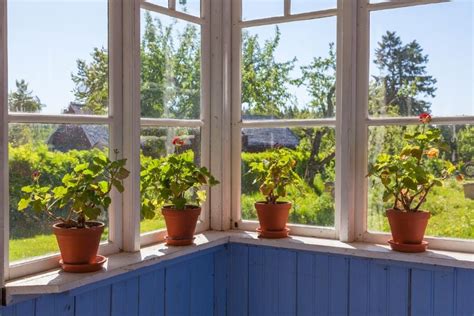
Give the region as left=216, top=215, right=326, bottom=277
left=140, top=136, right=219, bottom=219
left=368, top=113, right=462, bottom=212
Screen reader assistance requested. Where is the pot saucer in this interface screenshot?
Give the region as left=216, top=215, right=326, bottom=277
left=165, top=236, right=196, bottom=246
left=388, top=240, right=428, bottom=253
left=59, top=255, right=107, bottom=273
left=257, top=227, right=290, bottom=239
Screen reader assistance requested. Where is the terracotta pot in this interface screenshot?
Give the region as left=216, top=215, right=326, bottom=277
left=53, top=221, right=104, bottom=265
left=162, top=206, right=201, bottom=245
left=255, top=201, right=291, bottom=231
left=386, top=209, right=430, bottom=244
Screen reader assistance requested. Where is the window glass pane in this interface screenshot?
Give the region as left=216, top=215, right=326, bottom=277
left=140, top=10, right=201, bottom=119
left=8, top=0, right=108, bottom=115
left=241, top=127, right=335, bottom=227
left=242, top=0, right=284, bottom=21
left=140, top=127, right=201, bottom=234
left=145, top=0, right=168, bottom=7
left=241, top=17, right=337, bottom=120
left=291, top=0, right=336, bottom=14
left=369, top=1, right=474, bottom=117
left=368, top=124, right=474, bottom=240
left=9, top=124, right=110, bottom=263
left=177, top=0, right=200, bottom=17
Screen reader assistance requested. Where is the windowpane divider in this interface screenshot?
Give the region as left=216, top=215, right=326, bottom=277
left=141, top=0, right=205, bottom=25
left=366, top=116, right=474, bottom=126
left=7, top=113, right=112, bottom=125
left=239, top=8, right=337, bottom=28
left=241, top=118, right=336, bottom=128
left=140, top=118, right=205, bottom=128
left=367, top=0, right=449, bottom=12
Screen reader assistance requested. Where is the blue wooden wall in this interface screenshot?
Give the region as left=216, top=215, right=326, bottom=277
left=1, top=242, right=473, bottom=316
left=228, top=243, right=474, bottom=316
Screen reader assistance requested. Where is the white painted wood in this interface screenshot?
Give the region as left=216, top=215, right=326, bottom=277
left=200, top=0, right=211, bottom=231
left=284, top=0, right=291, bottom=16
left=367, top=116, right=474, bottom=126
left=0, top=0, right=8, bottom=284
left=239, top=8, right=337, bottom=28
left=230, top=0, right=242, bottom=228
left=5, top=231, right=473, bottom=304
left=140, top=118, right=204, bottom=127
left=8, top=242, right=120, bottom=281
left=241, top=118, right=336, bottom=128
left=122, top=0, right=141, bottom=252
left=7, top=113, right=111, bottom=124
left=368, top=0, right=448, bottom=12
left=108, top=0, right=124, bottom=257
left=335, top=0, right=358, bottom=242
left=237, top=220, right=337, bottom=239
left=141, top=1, right=204, bottom=25
left=354, top=0, right=370, bottom=241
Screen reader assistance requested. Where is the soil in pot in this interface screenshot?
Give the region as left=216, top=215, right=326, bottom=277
left=255, top=201, right=291, bottom=238
left=162, top=206, right=201, bottom=246
left=386, top=209, right=430, bottom=253
left=53, top=221, right=106, bottom=272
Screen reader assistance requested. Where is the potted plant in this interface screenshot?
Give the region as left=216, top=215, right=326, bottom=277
left=368, top=113, right=461, bottom=252
left=141, top=137, right=219, bottom=246
left=248, top=147, right=302, bottom=238
left=18, top=150, right=129, bottom=272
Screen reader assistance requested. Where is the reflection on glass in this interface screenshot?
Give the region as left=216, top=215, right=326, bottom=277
left=291, top=0, right=336, bottom=14
left=368, top=125, right=474, bottom=240
left=369, top=1, right=473, bottom=117
left=8, top=124, right=110, bottom=263
left=241, top=17, right=337, bottom=119
left=140, top=127, right=201, bottom=234
left=241, top=127, right=335, bottom=227
left=8, top=0, right=108, bottom=115
left=140, top=10, right=201, bottom=119
left=242, top=0, right=284, bottom=21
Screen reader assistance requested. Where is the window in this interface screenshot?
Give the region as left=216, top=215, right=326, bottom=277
left=356, top=0, right=474, bottom=251
left=232, top=0, right=338, bottom=238
left=139, top=1, right=210, bottom=245
left=0, top=0, right=472, bottom=283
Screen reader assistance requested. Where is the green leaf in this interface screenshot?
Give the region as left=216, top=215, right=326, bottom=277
left=18, top=198, right=30, bottom=211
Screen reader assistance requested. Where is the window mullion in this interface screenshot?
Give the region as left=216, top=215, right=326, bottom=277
left=0, top=0, right=9, bottom=284
left=122, top=0, right=141, bottom=252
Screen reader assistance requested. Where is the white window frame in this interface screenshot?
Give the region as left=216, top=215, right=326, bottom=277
left=354, top=0, right=474, bottom=253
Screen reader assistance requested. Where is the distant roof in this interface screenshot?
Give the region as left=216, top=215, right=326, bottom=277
left=81, top=125, right=109, bottom=148
left=63, top=102, right=94, bottom=115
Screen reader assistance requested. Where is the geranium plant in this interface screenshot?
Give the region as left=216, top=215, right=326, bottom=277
left=18, top=150, right=129, bottom=228
left=248, top=147, right=302, bottom=204
left=140, top=137, right=219, bottom=218
left=368, top=113, right=460, bottom=212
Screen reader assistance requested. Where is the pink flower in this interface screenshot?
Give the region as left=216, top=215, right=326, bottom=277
left=419, top=113, right=432, bottom=124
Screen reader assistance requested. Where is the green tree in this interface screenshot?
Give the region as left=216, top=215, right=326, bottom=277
left=71, top=47, right=109, bottom=114
left=241, top=27, right=296, bottom=118
left=8, top=80, right=43, bottom=113
left=372, top=31, right=437, bottom=116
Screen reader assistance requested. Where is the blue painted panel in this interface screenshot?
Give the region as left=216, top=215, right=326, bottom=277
left=349, top=257, right=370, bottom=316
left=190, top=253, right=214, bottom=316
left=138, top=269, right=165, bottom=316
left=328, top=255, right=349, bottom=316
left=278, top=249, right=296, bottom=316
left=227, top=243, right=248, bottom=316
left=248, top=246, right=265, bottom=316
left=433, top=269, right=455, bottom=316
left=165, top=260, right=191, bottom=316
left=411, top=269, right=433, bottom=316
left=35, top=295, right=55, bottom=316
left=214, top=247, right=228, bottom=316
left=75, top=285, right=111, bottom=316
left=13, top=300, right=35, bottom=316
left=455, top=268, right=474, bottom=316
left=54, top=293, right=74, bottom=316
left=296, top=252, right=314, bottom=316
left=369, top=261, right=388, bottom=316
left=313, top=253, right=330, bottom=316
left=387, top=265, right=409, bottom=316
left=111, top=277, right=139, bottom=316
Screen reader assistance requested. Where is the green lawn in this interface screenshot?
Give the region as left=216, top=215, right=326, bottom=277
left=10, top=218, right=166, bottom=263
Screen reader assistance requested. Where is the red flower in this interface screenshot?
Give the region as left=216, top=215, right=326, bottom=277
left=172, top=136, right=185, bottom=147
left=32, top=170, right=41, bottom=181
left=419, top=113, right=432, bottom=124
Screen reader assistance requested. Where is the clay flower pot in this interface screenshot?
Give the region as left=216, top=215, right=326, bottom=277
left=386, top=209, right=430, bottom=253
left=255, top=202, right=291, bottom=238
left=162, top=206, right=201, bottom=246
left=53, top=221, right=105, bottom=272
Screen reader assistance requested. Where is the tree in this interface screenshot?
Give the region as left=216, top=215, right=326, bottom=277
left=71, top=47, right=109, bottom=114
left=241, top=27, right=297, bottom=118
left=372, top=31, right=437, bottom=116
left=8, top=80, right=43, bottom=113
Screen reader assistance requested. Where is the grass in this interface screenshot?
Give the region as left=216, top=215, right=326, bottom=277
left=9, top=217, right=166, bottom=263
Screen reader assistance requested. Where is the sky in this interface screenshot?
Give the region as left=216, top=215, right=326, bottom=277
left=7, top=0, right=474, bottom=117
